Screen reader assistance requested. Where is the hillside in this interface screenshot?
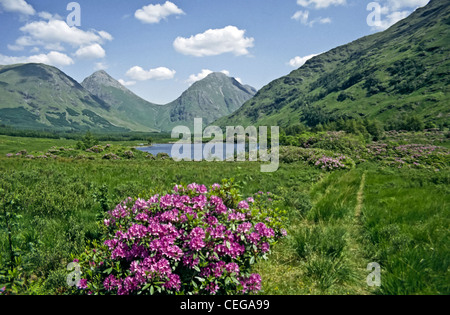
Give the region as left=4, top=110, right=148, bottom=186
left=160, top=72, right=257, bottom=131
left=81, top=71, right=162, bottom=132
left=82, top=71, right=257, bottom=132
left=0, top=64, right=256, bottom=133
left=0, top=63, right=127, bottom=132
left=215, top=0, right=450, bottom=129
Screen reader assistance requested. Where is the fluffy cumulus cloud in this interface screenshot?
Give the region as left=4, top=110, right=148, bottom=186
left=0, top=0, right=35, bottom=15
left=369, top=0, right=429, bottom=31
left=135, top=1, right=185, bottom=24
left=173, top=26, right=254, bottom=57
left=288, top=54, right=319, bottom=68
left=18, top=20, right=109, bottom=48
left=296, top=0, right=346, bottom=9
left=74, top=44, right=106, bottom=59
left=126, top=66, right=176, bottom=81
left=186, top=69, right=231, bottom=85
left=118, top=79, right=137, bottom=87
left=0, top=51, right=74, bottom=67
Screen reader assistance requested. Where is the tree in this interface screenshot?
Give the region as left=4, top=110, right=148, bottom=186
left=76, top=131, right=99, bottom=150
left=366, top=120, right=385, bottom=141
left=405, top=116, right=425, bottom=132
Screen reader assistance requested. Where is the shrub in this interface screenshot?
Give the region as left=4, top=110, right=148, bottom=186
left=279, top=147, right=355, bottom=171
left=71, top=181, right=286, bottom=295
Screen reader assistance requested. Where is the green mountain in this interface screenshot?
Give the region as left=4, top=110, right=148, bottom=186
left=81, top=70, right=162, bottom=132
left=82, top=71, right=257, bottom=132
left=159, top=72, right=257, bottom=131
left=215, top=0, right=450, bottom=129
left=0, top=64, right=256, bottom=133
left=0, top=63, right=127, bottom=132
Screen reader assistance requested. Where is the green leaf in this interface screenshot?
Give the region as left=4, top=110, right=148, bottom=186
left=103, top=267, right=113, bottom=274
left=195, top=277, right=205, bottom=282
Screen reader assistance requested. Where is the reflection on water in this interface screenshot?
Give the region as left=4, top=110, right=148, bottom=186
left=137, top=143, right=250, bottom=160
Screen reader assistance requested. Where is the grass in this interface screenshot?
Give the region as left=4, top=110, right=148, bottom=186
left=0, top=134, right=448, bottom=295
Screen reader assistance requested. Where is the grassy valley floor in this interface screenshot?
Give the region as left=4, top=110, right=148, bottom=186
left=0, top=132, right=448, bottom=295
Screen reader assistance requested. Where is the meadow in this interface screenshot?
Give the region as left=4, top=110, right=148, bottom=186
left=0, top=130, right=448, bottom=295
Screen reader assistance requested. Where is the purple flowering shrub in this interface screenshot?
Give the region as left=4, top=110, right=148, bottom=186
left=279, top=146, right=355, bottom=171
left=72, top=180, right=286, bottom=295
left=359, top=143, right=449, bottom=169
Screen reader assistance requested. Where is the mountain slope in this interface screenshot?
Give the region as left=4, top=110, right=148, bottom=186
left=215, top=0, right=450, bottom=129
left=160, top=72, right=257, bottom=131
left=82, top=71, right=162, bottom=132
left=82, top=71, right=257, bottom=132
left=0, top=63, right=126, bottom=131
left=0, top=65, right=256, bottom=133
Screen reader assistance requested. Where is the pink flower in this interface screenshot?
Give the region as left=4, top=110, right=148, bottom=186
left=238, top=201, right=249, bottom=210
left=77, top=279, right=88, bottom=290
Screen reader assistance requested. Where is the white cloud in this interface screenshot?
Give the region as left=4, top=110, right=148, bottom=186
left=37, top=11, right=63, bottom=21
left=292, top=10, right=309, bottom=24
left=135, top=1, right=185, bottom=24
left=94, top=62, right=109, bottom=71
left=0, top=0, right=35, bottom=15
left=173, top=26, right=254, bottom=57
left=75, top=44, right=106, bottom=59
left=292, top=10, right=331, bottom=27
left=296, top=0, right=346, bottom=9
left=118, top=79, right=137, bottom=87
left=0, top=51, right=74, bottom=67
left=98, top=31, right=113, bottom=42
left=386, top=0, right=429, bottom=11
left=369, top=0, right=429, bottom=31
left=7, top=44, right=24, bottom=51
left=370, top=10, right=411, bottom=31
left=126, top=66, right=176, bottom=81
left=186, top=69, right=231, bottom=85
left=17, top=20, right=110, bottom=50
left=288, top=54, right=319, bottom=68
left=318, top=17, right=332, bottom=24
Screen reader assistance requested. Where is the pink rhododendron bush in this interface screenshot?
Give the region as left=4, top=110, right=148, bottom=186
left=72, top=180, right=286, bottom=295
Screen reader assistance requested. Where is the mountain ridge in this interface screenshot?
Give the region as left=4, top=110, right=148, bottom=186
left=0, top=63, right=256, bottom=132
left=82, top=70, right=257, bottom=132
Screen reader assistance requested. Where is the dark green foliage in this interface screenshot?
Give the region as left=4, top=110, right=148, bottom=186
left=76, top=131, right=99, bottom=150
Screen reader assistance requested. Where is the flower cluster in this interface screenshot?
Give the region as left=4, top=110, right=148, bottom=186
left=362, top=142, right=449, bottom=169
left=73, top=181, right=286, bottom=295
left=313, top=155, right=348, bottom=171
left=87, top=145, right=105, bottom=154
left=122, top=151, right=135, bottom=159
left=279, top=146, right=354, bottom=171
left=102, top=153, right=120, bottom=160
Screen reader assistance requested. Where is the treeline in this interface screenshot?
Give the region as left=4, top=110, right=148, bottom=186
left=0, top=124, right=171, bottom=142
left=282, top=115, right=447, bottom=143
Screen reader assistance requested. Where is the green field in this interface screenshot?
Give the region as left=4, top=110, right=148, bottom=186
left=0, top=131, right=449, bottom=295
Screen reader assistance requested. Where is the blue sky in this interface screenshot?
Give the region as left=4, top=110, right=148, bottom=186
left=0, top=0, right=429, bottom=104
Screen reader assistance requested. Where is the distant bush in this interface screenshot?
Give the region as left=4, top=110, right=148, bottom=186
left=279, top=146, right=355, bottom=171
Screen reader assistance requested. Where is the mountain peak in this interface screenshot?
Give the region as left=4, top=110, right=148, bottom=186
left=82, top=70, right=129, bottom=93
